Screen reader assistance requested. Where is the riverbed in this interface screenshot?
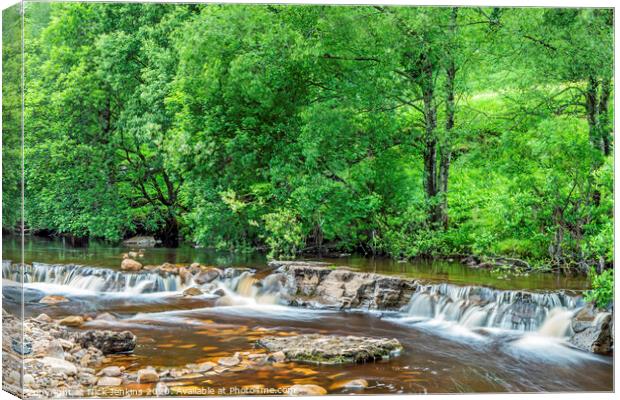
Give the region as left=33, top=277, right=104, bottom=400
left=1, top=236, right=613, bottom=395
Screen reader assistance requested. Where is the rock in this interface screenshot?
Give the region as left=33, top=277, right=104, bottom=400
left=123, top=236, right=157, bottom=247
left=182, top=287, right=203, bottom=296
left=77, top=330, right=136, bottom=354
left=268, top=351, right=286, bottom=363
left=330, top=379, right=369, bottom=390
left=97, top=376, right=122, bottom=386
left=39, top=295, right=69, bottom=305
left=155, top=382, right=170, bottom=396
left=121, top=258, right=143, bottom=271
left=95, top=312, right=117, bottom=322
left=128, top=251, right=139, bottom=258
left=39, top=357, right=78, bottom=376
left=97, top=366, right=122, bottom=377
left=35, top=313, right=53, bottom=323
left=273, top=262, right=417, bottom=310
left=288, top=384, right=327, bottom=396
left=179, top=267, right=192, bottom=283
left=218, top=356, right=240, bottom=367
left=45, top=340, right=66, bottom=359
left=23, top=374, right=35, bottom=386
left=257, top=334, right=402, bottom=364
left=192, top=361, right=216, bottom=372
left=137, top=367, right=159, bottom=383
left=193, top=268, right=222, bottom=284
left=569, top=305, right=613, bottom=354
left=158, top=263, right=179, bottom=273
left=59, top=316, right=84, bottom=327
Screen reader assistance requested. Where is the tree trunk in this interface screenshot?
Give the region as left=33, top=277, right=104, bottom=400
left=438, top=7, right=458, bottom=230
left=421, top=56, right=439, bottom=224
left=585, top=75, right=603, bottom=153
left=157, top=213, right=179, bottom=247
left=598, top=76, right=612, bottom=156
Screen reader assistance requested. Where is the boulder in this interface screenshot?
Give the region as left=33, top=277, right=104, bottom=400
left=39, top=295, right=69, bottom=305
left=137, top=367, right=159, bottom=383
left=77, top=330, right=136, bottom=354
left=258, top=334, right=402, bottom=364
left=288, top=384, right=327, bottom=396
left=274, top=263, right=417, bottom=310
left=569, top=305, right=613, bottom=354
left=193, top=268, right=222, bottom=284
left=59, top=316, right=84, bottom=327
left=121, top=258, right=142, bottom=271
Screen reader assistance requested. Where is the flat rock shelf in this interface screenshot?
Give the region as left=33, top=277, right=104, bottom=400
left=256, top=334, right=403, bottom=364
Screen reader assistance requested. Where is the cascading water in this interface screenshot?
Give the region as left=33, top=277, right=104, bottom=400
left=402, top=282, right=582, bottom=336
left=3, top=260, right=584, bottom=338
left=2, top=261, right=183, bottom=294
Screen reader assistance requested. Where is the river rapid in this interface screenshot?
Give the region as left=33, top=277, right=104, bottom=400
left=1, top=237, right=613, bottom=395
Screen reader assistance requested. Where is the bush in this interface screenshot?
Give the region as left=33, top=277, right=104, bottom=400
left=584, top=267, right=614, bottom=309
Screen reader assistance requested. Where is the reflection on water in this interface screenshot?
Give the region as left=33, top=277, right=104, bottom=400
left=2, top=236, right=590, bottom=291
left=1, top=235, right=611, bottom=395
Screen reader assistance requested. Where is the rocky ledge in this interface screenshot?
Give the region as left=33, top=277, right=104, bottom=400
left=269, top=261, right=417, bottom=310
left=569, top=304, right=613, bottom=355
left=257, top=334, right=402, bottom=364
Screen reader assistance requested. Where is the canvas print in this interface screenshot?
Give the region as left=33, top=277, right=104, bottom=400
left=1, top=1, right=614, bottom=398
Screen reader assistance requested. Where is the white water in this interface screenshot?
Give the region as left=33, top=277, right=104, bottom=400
left=401, top=282, right=580, bottom=335
left=2, top=260, right=583, bottom=339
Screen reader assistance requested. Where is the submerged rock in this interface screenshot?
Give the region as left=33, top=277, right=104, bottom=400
left=330, top=379, right=369, bottom=390
left=77, top=330, right=136, bottom=354
left=39, top=295, right=70, bottom=305
left=569, top=305, right=613, bottom=355
left=182, top=287, right=203, bottom=296
left=218, top=356, right=241, bottom=367
left=288, top=384, right=327, bottom=396
left=137, top=367, right=159, bottom=383
left=257, top=334, right=402, bottom=364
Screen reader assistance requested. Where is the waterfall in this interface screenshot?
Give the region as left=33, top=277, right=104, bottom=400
left=402, top=282, right=581, bottom=334
left=2, top=262, right=183, bottom=294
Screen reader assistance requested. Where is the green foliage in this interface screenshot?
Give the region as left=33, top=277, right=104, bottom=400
left=585, top=268, right=614, bottom=309
left=13, top=3, right=613, bottom=275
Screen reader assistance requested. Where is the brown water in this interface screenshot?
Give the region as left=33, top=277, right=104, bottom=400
left=2, top=236, right=613, bottom=395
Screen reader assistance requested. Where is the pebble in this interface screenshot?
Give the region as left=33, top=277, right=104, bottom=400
left=97, top=376, right=122, bottom=386
left=97, top=366, right=122, bottom=377
left=218, top=356, right=241, bottom=367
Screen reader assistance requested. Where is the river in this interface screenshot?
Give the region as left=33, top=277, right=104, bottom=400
left=1, top=236, right=613, bottom=394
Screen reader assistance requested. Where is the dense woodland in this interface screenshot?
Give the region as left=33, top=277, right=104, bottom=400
left=2, top=3, right=614, bottom=274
